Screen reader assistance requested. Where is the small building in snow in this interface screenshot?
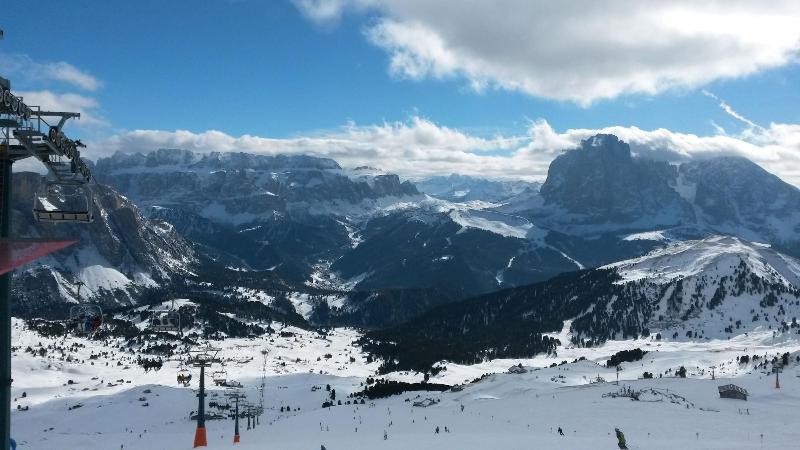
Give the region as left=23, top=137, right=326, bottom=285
left=718, top=384, right=748, bottom=401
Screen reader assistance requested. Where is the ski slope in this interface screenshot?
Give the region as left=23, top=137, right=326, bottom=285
left=605, top=235, right=800, bottom=286
left=9, top=317, right=800, bottom=449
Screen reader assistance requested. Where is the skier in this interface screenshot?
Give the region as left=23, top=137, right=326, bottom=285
left=615, top=428, right=628, bottom=449
left=558, top=427, right=564, bottom=436
left=91, top=314, right=102, bottom=331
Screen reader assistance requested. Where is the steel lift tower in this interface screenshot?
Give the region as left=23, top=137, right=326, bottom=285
left=0, top=30, right=94, bottom=449
left=189, top=346, right=221, bottom=447
left=225, top=389, right=246, bottom=444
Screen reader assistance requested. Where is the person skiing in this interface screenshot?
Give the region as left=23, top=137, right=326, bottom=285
left=558, top=427, right=564, bottom=436
left=615, top=428, right=628, bottom=449
left=91, top=314, right=102, bottom=331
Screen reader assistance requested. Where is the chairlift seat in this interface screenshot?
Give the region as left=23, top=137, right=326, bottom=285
left=33, top=180, right=94, bottom=224
left=34, top=209, right=93, bottom=223
left=149, top=311, right=181, bottom=332
left=68, top=304, right=103, bottom=335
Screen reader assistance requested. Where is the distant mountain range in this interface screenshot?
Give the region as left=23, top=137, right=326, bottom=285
left=415, top=174, right=539, bottom=203
left=12, top=134, right=800, bottom=334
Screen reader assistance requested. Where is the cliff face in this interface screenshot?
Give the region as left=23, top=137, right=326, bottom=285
left=11, top=172, right=196, bottom=316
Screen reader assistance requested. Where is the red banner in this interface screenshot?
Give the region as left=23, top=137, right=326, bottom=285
left=0, top=238, right=77, bottom=275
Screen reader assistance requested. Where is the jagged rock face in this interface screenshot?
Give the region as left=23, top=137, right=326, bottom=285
left=678, top=157, right=800, bottom=242
left=10, top=173, right=197, bottom=315
left=539, top=134, right=692, bottom=226
left=94, top=149, right=418, bottom=221
left=93, top=149, right=420, bottom=280
left=528, top=134, right=800, bottom=255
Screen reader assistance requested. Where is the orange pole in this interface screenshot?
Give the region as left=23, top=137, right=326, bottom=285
left=193, top=426, right=207, bottom=447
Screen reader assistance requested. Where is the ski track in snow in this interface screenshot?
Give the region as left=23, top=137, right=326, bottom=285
left=9, top=316, right=800, bottom=449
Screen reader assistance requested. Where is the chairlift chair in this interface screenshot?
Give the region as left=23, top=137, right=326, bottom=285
left=149, top=310, right=181, bottom=332
left=177, top=367, right=192, bottom=386
left=33, top=180, right=93, bottom=223
left=67, top=304, right=103, bottom=335
left=212, top=368, right=228, bottom=386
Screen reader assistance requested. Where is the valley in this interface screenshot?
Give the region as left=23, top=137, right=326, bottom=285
left=10, top=134, right=800, bottom=449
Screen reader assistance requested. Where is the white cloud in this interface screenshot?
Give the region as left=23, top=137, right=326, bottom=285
left=18, top=90, right=108, bottom=128
left=291, top=0, right=379, bottom=25
left=95, top=115, right=800, bottom=187
left=0, top=53, right=101, bottom=91
left=295, top=1, right=800, bottom=104
left=0, top=54, right=106, bottom=130
left=96, top=117, right=521, bottom=179
left=702, top=90, right=761, bottom=129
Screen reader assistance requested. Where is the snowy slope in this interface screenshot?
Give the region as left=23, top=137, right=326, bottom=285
left=9, top=315, right=800, bottom=450
left=607, top=236, right=800, bottom=286
left=600, top=236, right=800, bottom=340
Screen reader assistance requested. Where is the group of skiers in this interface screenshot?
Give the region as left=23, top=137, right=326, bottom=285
left=176, top=373, right=192, bottom=385
left=68, top=312, right=102, bottom=334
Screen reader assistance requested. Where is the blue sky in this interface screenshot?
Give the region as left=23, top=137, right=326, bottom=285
left=3, top=1, right=800, bottom=183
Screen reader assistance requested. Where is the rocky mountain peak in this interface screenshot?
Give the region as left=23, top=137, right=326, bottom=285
left=539, top=134, right=687, bottom=226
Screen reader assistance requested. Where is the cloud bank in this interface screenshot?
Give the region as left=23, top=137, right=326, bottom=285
left=0, top=53, right=106, bottom=128
left=294, top=0, right=800, bottom=104
left=0, top=53, right=101, bottom=91
left=95, top=114, right=800, bottom=187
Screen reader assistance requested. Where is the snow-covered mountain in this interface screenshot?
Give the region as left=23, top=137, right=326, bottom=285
left=80, top=138, right=800, bottom=326
left=365, top=235, right=800, bottom=371
left=416, top=174, right=539, bottom=203
left=94, top=149, right=419, bottom=223
left=93, top=149, right=421, bottom=280
left=522, top=135, right=800, bottom=252
left=601, top=236, right=800, bottom=339
left=330, top=205, right=581, bottom=295
left=11, top=173, right=197, bottom=316
left=93, top=150, right=585, bottom=298
left=607, top=236, right=800, bottom=286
